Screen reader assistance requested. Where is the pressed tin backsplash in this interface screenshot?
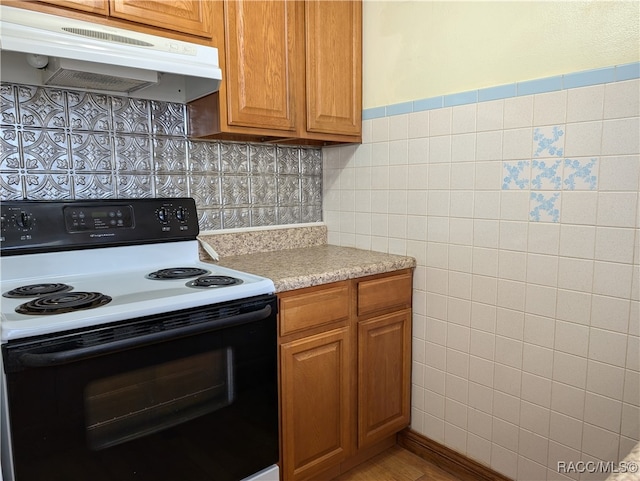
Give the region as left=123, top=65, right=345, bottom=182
left=0, top=83, right=323, bottom=230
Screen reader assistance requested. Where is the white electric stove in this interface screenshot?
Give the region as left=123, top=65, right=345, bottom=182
left=0, top=240, right=274, bottom=341
left=0, top=198, right=279, bottom=481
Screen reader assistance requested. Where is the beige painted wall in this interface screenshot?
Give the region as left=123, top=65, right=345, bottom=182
left=363, top=0, right=640, bottom=109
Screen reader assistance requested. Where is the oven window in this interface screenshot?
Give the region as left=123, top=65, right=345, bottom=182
left=85, top=349, right=234, bottom=450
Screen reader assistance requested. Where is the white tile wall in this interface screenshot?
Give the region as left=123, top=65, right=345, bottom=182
left=323, top=78, right=640, bottom=480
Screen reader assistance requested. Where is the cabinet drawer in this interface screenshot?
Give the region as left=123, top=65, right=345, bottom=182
left=279, top=282, right=350, bottom=336
left=357, top=272, right=412, bottom=317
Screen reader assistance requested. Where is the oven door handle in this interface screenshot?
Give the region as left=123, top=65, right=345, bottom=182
left=17, top=304, right=273, bottom=368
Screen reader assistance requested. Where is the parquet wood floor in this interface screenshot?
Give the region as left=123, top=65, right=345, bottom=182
left=332, top=446, right=463, bottom=481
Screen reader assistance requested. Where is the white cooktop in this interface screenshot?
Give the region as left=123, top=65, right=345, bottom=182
left=0, top=241, right=274, bottom=341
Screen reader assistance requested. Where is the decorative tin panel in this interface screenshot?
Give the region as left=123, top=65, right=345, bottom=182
left=112, top=97, right=150, bottom=133
left=24, top=173, right=71, bottom=200
left=189, top=174, right=222, bottom=207
left=1, top=84, right=17, bottom=126
left=0, top=172, right=23, bottom=200
left=70, top=132, right=113, bottom=172
left=153, top=137, right=187, bottom=173
left=155, top=174, right=188, bottom=198
left=68, top=90, right=111, bottom=132
left=73, top=173, right=115, bottom=199
left=220, top=143, right=249, bottom=173
left=1, top=127, right=20, bottom=171
left=251, top=206, right=278, bottom=226
left=222, top=174, right=250, bottom=207
left=222, top=207, right=250, bottom=229
left=277, top=146, right=300, bottom=174
left=0, top=82, right=322, bottom=227
left=250, top=144, right=277, bottom=174
left=250, top=175, right=278, bottom=206
left=116, top=174, right=153, bottom=198
left=22, top=130, right=69, bottom=171
left=16, top=85, right=66, bottom=129
left=189, top=140, right=220, bottom=173
left=151, top=101, right=185, bottom=136
left=114, top=135, right=153, bottom=172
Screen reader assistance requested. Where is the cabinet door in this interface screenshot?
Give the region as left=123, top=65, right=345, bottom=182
left=36, top=0, right=108, bottom=15
left=109, top=0, right=213, bottom=38
left=223, top=0, right=298, bottom=131
left=281, top=327, right=352, bottom=481
left=304, top=0, right=361, bottom=136
left=358, top=309, right=411, bottom=448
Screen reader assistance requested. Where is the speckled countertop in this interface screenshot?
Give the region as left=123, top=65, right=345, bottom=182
left=197, top=225, right=415, bottom=292
left=207, top=244, right=416, bottom=292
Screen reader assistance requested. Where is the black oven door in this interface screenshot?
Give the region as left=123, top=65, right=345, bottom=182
left=2, top=294, right=278, bottom=481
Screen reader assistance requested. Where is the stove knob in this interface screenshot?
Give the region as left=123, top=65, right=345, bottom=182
left=175, top=207, right=186, bottom=221
left=157, top=207, right=169, bottom=222
left=16, top=212, right=33, bottom=229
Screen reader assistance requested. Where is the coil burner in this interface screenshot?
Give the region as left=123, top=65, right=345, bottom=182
left=16, top=292, right=112, bottom=315
left=147, top=268, right=211, bottom=280
left=186, top=276, right=244, bottom=289
left=3, top=283, right=74, bottom=299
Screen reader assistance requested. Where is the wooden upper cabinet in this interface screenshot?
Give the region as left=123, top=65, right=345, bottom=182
left=109, top=0, right=213, bottom=38
left=36, top=0, right=109, bottom=15
left=29, top=0, right=212, bottom=39
left=222, top=0, right=297, bottom=131
left=304, top=0, right=362, bottom=137
left=189, top=0, right=362, bottom=145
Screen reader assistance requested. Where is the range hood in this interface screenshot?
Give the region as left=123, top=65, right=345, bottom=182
left=0, top=5, right=222, bottom=103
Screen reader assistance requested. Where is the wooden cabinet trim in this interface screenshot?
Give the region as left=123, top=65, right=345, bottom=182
left=36, top=0, right=109, bottom=15
left=357, top=270, right=413, bottom=318
left=10, top=0, right=213, bottom=43
left=109, top=0, right=213, bottom=38
left=279, top=281, right=350, bottom=337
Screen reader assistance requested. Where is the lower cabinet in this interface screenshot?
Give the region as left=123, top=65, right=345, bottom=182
left=358, top=309, right=411, bottom=449
left=278, top=270, right=412, bottom=481
left=280, top=327, right=352, bottom=481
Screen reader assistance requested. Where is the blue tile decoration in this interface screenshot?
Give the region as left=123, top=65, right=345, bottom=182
left=564, top=158, right=598, bottom=190
left=386, top=101, right=413, bottom=116
left=478, top=83, right=517, bottom=102
left=533, top=126, right=564, bottom=158
left=501, top=130, right=599, bottom=222
left=563, top=67, right=616, bottom=89
left=616, top=62, right=640, bottom=81
left=531, top=159, right=563, bottom=190
left=444, top=90, right=478, bottom=107
left=517, top=76, right=563, bottom=96
left=362, top=106, right=386, bottom=120
left=502, top=160, right=530, bottom=190
left=413, top=97, right=444, bottom=112
left=364, top=61, right=639, bottom=118
left=530, top=192, right=561, bottom=222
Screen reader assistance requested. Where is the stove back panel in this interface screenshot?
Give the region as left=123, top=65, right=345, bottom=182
left=0, top=198, right=199, bottom=256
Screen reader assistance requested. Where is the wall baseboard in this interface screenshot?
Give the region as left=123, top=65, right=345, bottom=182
left=397, top=429, right=513, bottom=481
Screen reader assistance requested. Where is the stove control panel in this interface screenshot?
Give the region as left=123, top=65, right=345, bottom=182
left=155, top=204, right=191, bottom=231
left=1, top=198, right=200, bottom=256
left=64, top=205, right=134, bottom=232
